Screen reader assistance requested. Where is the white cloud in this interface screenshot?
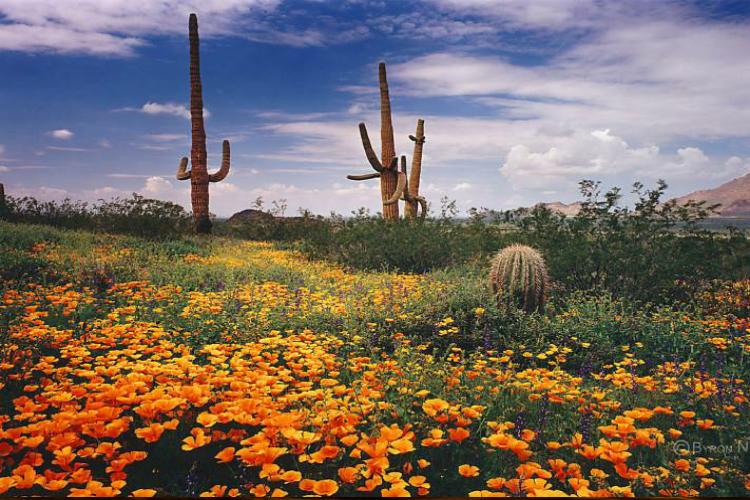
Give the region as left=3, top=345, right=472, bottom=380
left=0, top=23, right=143, bottom=56
left=0, top=166, right=9, bottom=173
left=117, top=102, right=210, bottom=120
left=144, top=102, right=211, bottom=120
left=107, top=174, right=153, bottom=179
left=390, top=18, right=750, bottom=143
left=147, top=133, right=184, bottom=142
left=142, top=176, right=174, bottom=195
left=427, top=0, right=599, bottom=29
left=49, top=129, right=74, bottom=140
left=46, top=146, right=89, bottom=152
left=0, top=0, right=280, bottom=56
left=498, top=129, right=727, bottom=193
left=86, top=186, right=122, bottom=199
left=8, top=186, right=69, bottom=200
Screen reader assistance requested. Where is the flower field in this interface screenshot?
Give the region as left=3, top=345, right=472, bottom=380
left=1, top=221, right=750, bottom=497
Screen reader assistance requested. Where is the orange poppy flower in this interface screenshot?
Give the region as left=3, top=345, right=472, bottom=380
left=132, top=489, right=158, bottom=497
left=674, top=459, right=691, bottom=472
left=279, top=470, right=301, bottom=483
left=422, top=398, right=450, bottom=417
left=215, top=447, right=236, bottom=463
left=135, top=423, right=165, bottom=443
left=182, top=428, right=212, bottom=451
left=448, top=427, right=470, bottom=443
left=312, top=479, right=339, bottom=496
left=486, top=477, right=505, bottom=490
left=298, top=479, right=316, bottom=492
left=389, top=438, right=415, bottom=455
left=459, top=464, right=480, bottom=478
left=338, top=467, right=361, bottom=484
left=381, top=484, right=411, bottom=497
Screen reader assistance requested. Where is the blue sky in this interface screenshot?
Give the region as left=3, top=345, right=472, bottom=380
left=2, top=0, right=750, bottom=216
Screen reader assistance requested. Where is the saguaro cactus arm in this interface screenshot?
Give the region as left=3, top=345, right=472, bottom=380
left=384, top=156, right=408, bottom=205
left=359, top=123, right=398, bottom=173
left=347, top=122, right=397, bottom=181
left=347, top=173, right=381, bottom=181
left=413, top=196, right=428, bottom=218
left=359, top=123, right=384, bottom=173
left=176, top=157, right=191, bottom=180
left=208, top=140, right=231, bottom=182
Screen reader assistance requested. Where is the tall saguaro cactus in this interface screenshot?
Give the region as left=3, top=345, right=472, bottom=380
left=347, top=62, right=400, bottom=220
left=0, top=183, right=6, bottom=219
left=405, top=119, right=426, bottom=219
left=176, top=13, right=231, bottom=234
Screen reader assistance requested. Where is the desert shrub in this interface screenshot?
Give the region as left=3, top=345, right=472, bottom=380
left=298, top=206, right=513, bottom=273
left=214, top=211, right=330, bottom=243
left=513, top=180, right=750, bottom=304
left=5, top=193, right=191, bottom=238
left=295, top=180, right=749, bottom=305
left=93, top=195, right=191, bottom=236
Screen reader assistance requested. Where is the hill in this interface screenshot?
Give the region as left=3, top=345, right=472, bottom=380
left=673, top=171, right=750, bottom=216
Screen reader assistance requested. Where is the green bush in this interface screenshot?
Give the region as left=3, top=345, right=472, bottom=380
left=5, top=194, right=191, bottom=238
left=298, top=208, right=513, bottom=273
left=514, top=180, right=750, bottom=304
left=3, top=179, right=749, bottom=306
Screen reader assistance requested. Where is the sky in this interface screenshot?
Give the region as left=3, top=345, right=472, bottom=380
left=2, top=0, right=750, bottom=216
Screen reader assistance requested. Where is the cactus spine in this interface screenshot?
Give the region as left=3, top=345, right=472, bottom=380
left=176, top=13, right=231, bottom=234
left=348, top=63, right=428, bottom=220
left=489, top=244, right=549, bottom=313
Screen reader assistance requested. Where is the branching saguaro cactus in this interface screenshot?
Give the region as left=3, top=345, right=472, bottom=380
left=176, top=13, right=231, bottom=234
left=489, top=244, right=549, bottom=313
left=347, top=62, right=403, bottom=220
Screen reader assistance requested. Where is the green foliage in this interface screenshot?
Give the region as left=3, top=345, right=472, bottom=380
left=2, top=179, right=749, bottom=306
left=514, top=180, right=750, bottom=304
left=214, top=211, right=330, bottom=243
left=298, top=207, right=513, bottom=273
left=5, top=193, right=191, bottom=237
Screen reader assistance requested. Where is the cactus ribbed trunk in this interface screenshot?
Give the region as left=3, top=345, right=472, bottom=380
left=405, top=119, right=425, bottom=219
left=0, top=183, right=6, bottom=219
left=378, top=63, right=399, bottom=220
left=177, top=14, right=231, bottom=234
left=189, top=13, right=211, bottom=234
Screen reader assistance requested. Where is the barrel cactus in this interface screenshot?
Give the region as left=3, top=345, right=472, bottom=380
left=489, top=244, right=549, bottom=313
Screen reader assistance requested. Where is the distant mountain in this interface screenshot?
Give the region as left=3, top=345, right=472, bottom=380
left=539, top=201, right=583, bottom=216
left=673, top=172, right=750, bottom=217
left=226, top=209, right=275, bottom=224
